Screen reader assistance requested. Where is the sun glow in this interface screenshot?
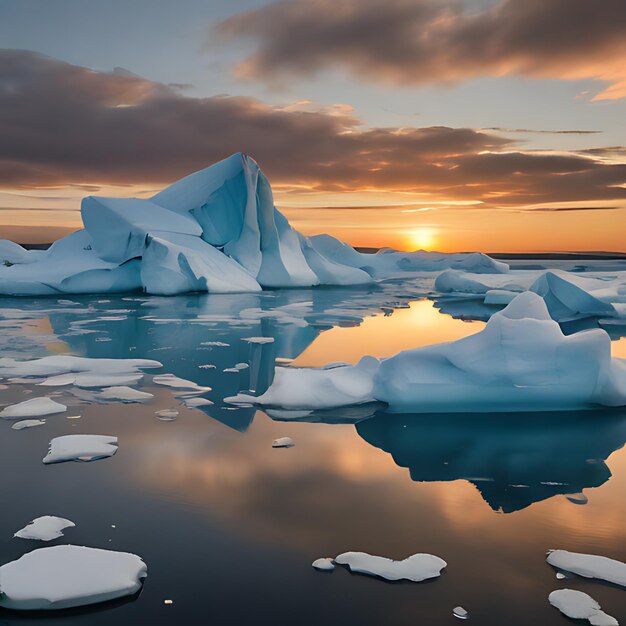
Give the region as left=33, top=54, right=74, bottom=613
left=407, top=228, right=437, bottom=251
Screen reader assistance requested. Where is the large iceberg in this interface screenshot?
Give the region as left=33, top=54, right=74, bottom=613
left=228, top=292, right=626, bottom=412
left=0, top=153, right=508, bottom=296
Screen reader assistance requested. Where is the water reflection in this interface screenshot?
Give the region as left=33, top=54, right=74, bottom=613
left=356, top=410, right=626, bottom=513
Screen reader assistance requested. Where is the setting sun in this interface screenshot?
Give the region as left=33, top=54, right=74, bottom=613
left=408, top=228, right=438, bottom=251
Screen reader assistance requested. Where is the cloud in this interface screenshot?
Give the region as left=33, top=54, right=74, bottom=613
left=1, top=49, right=626, bottom=210
left=216, top=0, right=626, bottom=100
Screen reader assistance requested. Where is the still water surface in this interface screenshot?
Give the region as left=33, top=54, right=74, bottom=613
left=0, top=285, right=625, bottom=625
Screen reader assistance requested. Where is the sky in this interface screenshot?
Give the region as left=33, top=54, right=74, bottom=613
left=1, top=0, right=625, bottom=252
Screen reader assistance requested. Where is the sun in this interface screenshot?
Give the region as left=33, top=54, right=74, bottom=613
left=408, top=228, right=437, bottom=251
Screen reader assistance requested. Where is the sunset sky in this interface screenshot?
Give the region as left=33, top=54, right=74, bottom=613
left=1, top=0, right=625, bottom=252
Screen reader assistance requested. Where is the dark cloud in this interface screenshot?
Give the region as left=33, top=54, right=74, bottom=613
left=1, top=49, right=626, bottom=209
left=216, top=0, right=626, bottom=100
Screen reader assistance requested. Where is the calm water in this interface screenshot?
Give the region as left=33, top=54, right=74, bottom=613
left=0, top=284, right=625, bottom=625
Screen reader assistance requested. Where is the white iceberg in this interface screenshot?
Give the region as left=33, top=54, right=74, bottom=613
left=97, top=386, right=154, bottom=402
left=1, top=397, right=66, bottom=419
left=312, top=558, right=335, bottom=571
left=11, top=419, right=46, bottom=430
left=547, top=550, right=626, bottom=587
left=226, top=356, right=379, bottom=409
left=0, top=153, right=508, bottom=296
left=43, top=435, right=118, bottom=464
left=548, top=589, right=618, bottom=626
left=14, top=516, right=75, bottom=541
left=334, top=551, right=446, bottom=582
left=0, top=545, right=147, bottom=610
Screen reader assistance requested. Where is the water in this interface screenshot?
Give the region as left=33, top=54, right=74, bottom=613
left=0, top=284, right=625, bottom=624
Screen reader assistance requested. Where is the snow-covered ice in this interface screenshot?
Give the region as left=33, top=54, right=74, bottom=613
left=1, top=397, right=66, bottom=419
left=312, top=558, right=335, bottom=571
left=14, top=516, right=75, bottom=541
left=333, top=551, right=446, bottom=582
left=547, top=550, right=626, bottom=587
left=0, top=545, right=147, bottom=610
left=43, top=435, right=119, bottom=464
left=548, top=589, right=618, bottom=626
left=272, top=437, right=294, bottom=448
left=11, top=419, right=46, bottom=430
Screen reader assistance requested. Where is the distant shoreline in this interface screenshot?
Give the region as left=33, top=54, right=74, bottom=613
left=18, top=243, right=626, bottom=261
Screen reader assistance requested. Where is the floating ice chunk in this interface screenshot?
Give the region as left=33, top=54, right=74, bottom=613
left=14, top=516, right=75, bottom=541
left=272, top=437, right=294, bottom=448
left=334, top=551, right=446, bottom=582
left=226, top=356, right=380, bottom=410
left=11, top=419, right=46, bottom=430
left=1, top=397, right=66, bottom=419
left=42, top=373, right=143, bottom=388
left=183, top=397, right=214, bottom=408
left=565, top=492, right=589, bottom=505
left=0, top=545, right=147, bottom=610
left=201, top=341, right=230, bottom=347
left=43, top=435, right=118, bottom=464
left=312, top=558, right=335, bottom=571
left=453, top=606, right=469, bottom=620
left=548, top=589, right=618, bottom=626
left=530, top=272, right=616, bottom=322
left=155, top=409, right=179, bottom=421
left=98, top=386, right=154, bottom=402
left=241, top=336, right=275, bottom=344
left=0, top=355, right=161, bottom=379
left=547, top=550, right=626, bottom=587
left=152, top=373, right=211, bottom=392
left=234, top=363, right=249, bottom=370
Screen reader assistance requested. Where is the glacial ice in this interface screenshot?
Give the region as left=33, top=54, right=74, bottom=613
left=333, top=551, right=446, bottom=582
left=0, top=153, right=510, bottom=296
left=11, top=419, right=46, bottom=430
left=14, top=516, right=75, bottom=541
left=547, top=550, right=626, bottom=587
left=43, top=435, right=119, bottom=464
left=0, top=545, right=147, bottom=610
left=232, top=292, right=626, bottom=412
left=1, top=397, right=67, bottom=419
left=548, top=589, right=618, bottom=626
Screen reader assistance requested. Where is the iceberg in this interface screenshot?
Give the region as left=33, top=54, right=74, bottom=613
left=14, top=516, right=75, bottom=542
left=231, top=293, right=626, bottom=413
left=0, top=153, right=507, bottom=296
left=548, top=589, right=618, bottom=626
left=547, top=550, right=626, bottom=587
left=0, top=545, right=147, bottom=610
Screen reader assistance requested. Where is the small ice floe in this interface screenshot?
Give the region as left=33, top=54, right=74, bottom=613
left=152, top=373, right=211, bottom=392
left=241, top=337, right=275, bottom=344
left=198, top=364, right=216, bottom=369
left=12, top=419, right=46, bottom=430
left=1, top=397, right=66, bottom=419
left=565, top=492, right=589, bottom=505
left=200, top=341, right=230, bottom=347
left=183, top=397, right=214, bottom=408
left=272, top=437, right=294, bottom=448
left=0, top=545, right=147, bottom=610
left=312, top=558, right=335, bottom=572
left=98, top=386, right=154, bottom=403
left=333, top=551, right=446, bottom=582
left=556, top=572, right=567, bottom=580
left=547, top=550, right=626, bottom=587
left=39, top=373, right=143, bottom=388
left=453, top=606, right=469, bottom=620
left=14, top=516, right=75, bottom=541
left=234, top=363, right=249, bottom=370
left=223, top=368, right=240, bottom=373
left=549, top=589, right=618, bottom=626
left=43, top=435, right=118, bottom=464
left=155, top=409, right=179, bottom=421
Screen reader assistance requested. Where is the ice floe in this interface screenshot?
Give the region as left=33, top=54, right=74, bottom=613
left=11, top=419, right=46, bottom=430
left=152, top=373, right=210, bottom=392
left=333, top=551, right=446, bottom=582
left=548, top=589, right=618, bottom=626
left=183, top=397, right=214, bottom=408
left=272, top=437, right=294, bottom=448
left=547, top=550, right=626, bottom=587
left=14, top=516, right=75, bottom=541
left=453, top=606, right=469, bottom=620
left=1, top=397, right=66, bottom=419
left=0, top=545, right=147, bottom=610
left=97, top=386, right=154, bottom=402
left=43, top=435, right=119, bottom=464
left=312, top=558, right=335, bottom=571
